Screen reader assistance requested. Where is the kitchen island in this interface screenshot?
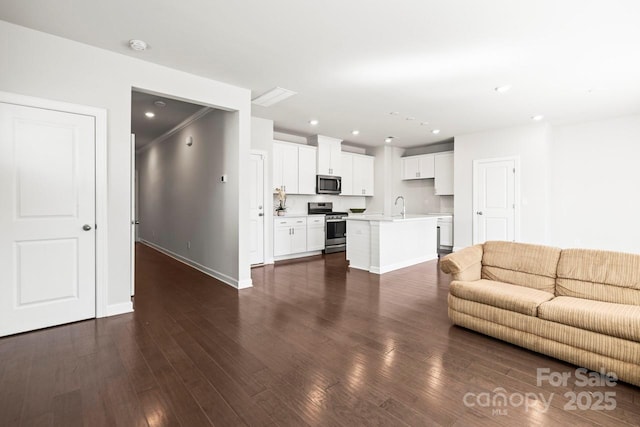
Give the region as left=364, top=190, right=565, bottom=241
left=346, top=214, right=442, bottom=274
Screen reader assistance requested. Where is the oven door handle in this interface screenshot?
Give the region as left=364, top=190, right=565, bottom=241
left=326, top=219, right=346, bottom=223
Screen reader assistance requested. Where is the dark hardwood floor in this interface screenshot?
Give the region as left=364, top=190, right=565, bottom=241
left=1, top=243, right=639, bottom=426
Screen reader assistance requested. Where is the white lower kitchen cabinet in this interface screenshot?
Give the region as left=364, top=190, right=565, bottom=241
left=274, top=216, right=326, bottom=259
left=274, top=217, right=307, bottom=257
left=307, top=215, right=326, bottom=251
left=438, top=217, right=453, bottom=246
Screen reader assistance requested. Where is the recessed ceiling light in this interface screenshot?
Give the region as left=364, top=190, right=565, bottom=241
left=406, top=116, right=415, bottom=121
left=129, top=39, right=148, bottom=51
left=420, top=122, right=429, bottom=126
left=384, top=137, right=394, bottom=143
left=495, top=85, right=512, bottom=93
left=431, top=129, right=441, bottom=135
left=252, top=87, right=297, bottom=107
left=351, top=130, right=360, bottom=135
left=145, top=111, right=155, bottom=118
left=154, top=100, right=166, bottom=108
left=309, top=119, right=319, bottom=126
left=531, top=115, right=544, bottom=121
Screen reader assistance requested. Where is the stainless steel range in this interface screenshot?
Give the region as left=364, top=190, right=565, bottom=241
left=308, top=202, right=348, bottom=253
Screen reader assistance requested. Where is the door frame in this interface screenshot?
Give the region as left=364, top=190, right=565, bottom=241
left=250, top=149, right=268, bottom=265
left=472, top=156, right=521, bottom=244
left=0, top=91, right=109, bottom=318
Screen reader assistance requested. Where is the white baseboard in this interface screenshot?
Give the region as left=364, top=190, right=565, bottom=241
left=105, top=301, right=134, bottom=317
left=371, top=253, right=438, bottom=274
left=237, top=278, right=253, bottom=289
left=274, top=250, right=323, bottom=262
left=139, top=240, right=251, bottom=289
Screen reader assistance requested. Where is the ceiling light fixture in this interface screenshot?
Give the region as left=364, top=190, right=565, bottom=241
left=406, top=116, right=415, bottom=121
left=384, top=137, right=394, bottom=143
left=145, top=111, right=155, bottom=118
left=389, top=112, right=400, bottom=116
left=420, top=122, right=429, bottom=126
left=431, top=129, right=441, bottom=134
left=252, top=87, right=297, bottom=107
left=531, top=115, right=544, bottom=121
left=154, top=100, right=167, bottom=108
left=129, top=39, right=148, bottom=51
left=309, top=119, right=319, bottom=126
left=495, top=85, right=512, bottom=93
left=351, top=130, right=360, bottom=135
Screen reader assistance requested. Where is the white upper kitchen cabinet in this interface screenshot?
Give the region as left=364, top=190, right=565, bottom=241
left=273, top=141, right=299, bottom=193
left=352, top=154, right=374, bottom=196
left=340, top=152, right=374, bottom=196
left=309, top=135, right=342, bottom=176
left=273, top=141, right=318, bottom=195
left=298, top=145, right=317, bottom=194
left=401, top=154, right=434, bottom=180
left=340, top=152, right=354, bottom=196
left=434, top=151, right=454, bottom=195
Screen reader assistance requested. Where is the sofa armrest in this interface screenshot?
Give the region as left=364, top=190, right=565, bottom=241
left=440, top=244, right=484, bottom=281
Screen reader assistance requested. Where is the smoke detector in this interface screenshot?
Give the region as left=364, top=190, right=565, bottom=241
left=129, top=39, right=148, bottom=51
left=154, top=100, right=167, bottom=108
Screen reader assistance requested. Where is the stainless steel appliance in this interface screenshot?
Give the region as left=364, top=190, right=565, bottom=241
left=308, top=202, right=347, bottom=253
left=316, top=175, right=342, bottom=195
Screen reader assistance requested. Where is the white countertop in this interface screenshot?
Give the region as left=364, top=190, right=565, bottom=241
left=273, top=213, right=324, bottom=218
left=346, top=214, right=442, bottom=222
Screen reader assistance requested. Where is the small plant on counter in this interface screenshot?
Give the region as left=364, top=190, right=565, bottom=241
left=275, top=187, right=287, bottom=215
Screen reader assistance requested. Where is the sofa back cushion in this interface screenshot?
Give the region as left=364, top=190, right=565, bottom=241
left=556, top=249, right=640, bottom=306
left=481, top=241, right=561, bottom=293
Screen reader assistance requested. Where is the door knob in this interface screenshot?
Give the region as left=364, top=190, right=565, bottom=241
left=476, top=211, right=483, bottom=215
left=83, top=224, right=92, bottom=231
left=131, top=220, right=140, bottom=225
left=258, top=213, right=264, bottom=217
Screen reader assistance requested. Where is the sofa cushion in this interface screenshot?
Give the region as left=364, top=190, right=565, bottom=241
left=481, top=241, right=561, bottom=293
left=450, top=279, right=555, bottom=316
left=538, top=296, right=640, bottom=342
left=556, top=249, right=640, bottom=306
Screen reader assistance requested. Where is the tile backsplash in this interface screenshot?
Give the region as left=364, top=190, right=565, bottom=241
left=273, top=194, right=366, bottom=215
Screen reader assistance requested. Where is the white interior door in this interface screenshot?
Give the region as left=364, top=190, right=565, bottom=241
left=473, top=157, right=517, bottom=244
left=130, top=134, right=136, bottom=297
left=249, top=153, right=265, bottom=265
left=0, top=102, right=96, bottom=337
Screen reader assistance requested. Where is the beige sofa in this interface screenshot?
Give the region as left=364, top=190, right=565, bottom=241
left=440, top=241, right=640, bottom=387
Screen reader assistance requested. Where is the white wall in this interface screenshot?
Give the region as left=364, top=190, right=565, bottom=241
left=0, top=21, right=253, bottom=307
left=454, top=124, right=551, bottom=249
left=137, top=110, right=245, bottom=286
left=549, top=115, right=640, bottom=253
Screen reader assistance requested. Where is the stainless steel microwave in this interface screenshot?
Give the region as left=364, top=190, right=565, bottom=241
left=316, top=175, right=341, bottom=194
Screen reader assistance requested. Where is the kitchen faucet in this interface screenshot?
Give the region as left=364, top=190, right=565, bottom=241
left=395, top=195, right=406, bottom=218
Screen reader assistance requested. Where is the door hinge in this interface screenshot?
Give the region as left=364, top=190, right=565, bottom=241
left=512, top=168, right=516, bottom=173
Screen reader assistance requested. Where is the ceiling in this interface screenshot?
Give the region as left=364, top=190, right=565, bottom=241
left=2, top=1, right=640, bottom=148
left=131, top=91, right=207, bottom=149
